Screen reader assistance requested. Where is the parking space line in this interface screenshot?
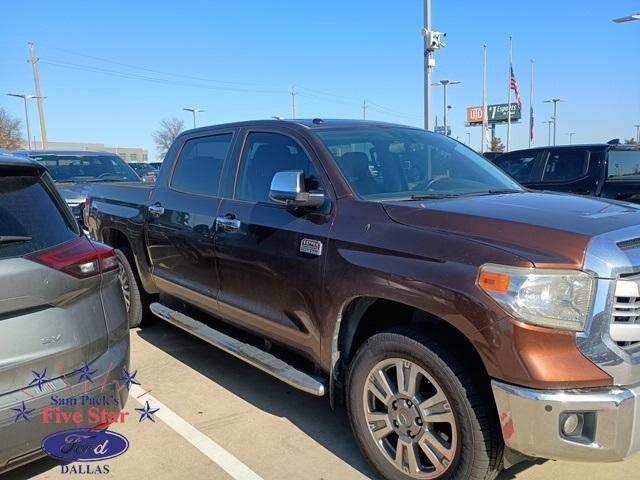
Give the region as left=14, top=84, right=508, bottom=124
left=129, top=385, right=264, bottom=480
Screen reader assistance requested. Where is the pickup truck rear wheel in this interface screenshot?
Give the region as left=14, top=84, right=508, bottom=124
left=347, top=329, right=503, bottom=480
left=115, top=247, right=154, bottom=329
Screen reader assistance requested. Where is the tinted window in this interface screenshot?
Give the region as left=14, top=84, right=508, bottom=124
left=0, top=174, right=78, bottom=259
left=315, top=127, right=521, bottom=199
left=236, top=132, right=321, bottom=203
left=171, top=134, right=232, bottom=196
left=32, top=154, right=139, bottom=182
left=607, top=150, right=640, bottom=180
left=494, top=152, right=538, bottom=183
left=542, top=150, right=589, bottom=182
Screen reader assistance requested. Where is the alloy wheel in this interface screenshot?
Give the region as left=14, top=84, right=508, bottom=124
left=117, top=261, right=131, bottom=312
left=362, top=358, right=458, bottom=479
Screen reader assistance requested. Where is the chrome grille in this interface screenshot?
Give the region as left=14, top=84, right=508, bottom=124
left=612, top=276, right=640, bottom=348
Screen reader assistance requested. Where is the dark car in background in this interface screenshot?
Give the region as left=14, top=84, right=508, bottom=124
left=493, top=143, right=640, bottom=202
left=21, top=150, right=141, bottom=228
left=482, top=151, right=502, bottom=161
left=129, top=162, right=159, bottom=182
left=0, top=153, right=129, bottom=473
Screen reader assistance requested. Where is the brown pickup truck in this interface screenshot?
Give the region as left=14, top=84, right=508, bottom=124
left=87, top=119, right=640, bottom=480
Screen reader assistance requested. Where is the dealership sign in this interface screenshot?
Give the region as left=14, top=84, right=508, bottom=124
left=466, top=103, right=521, bottom=125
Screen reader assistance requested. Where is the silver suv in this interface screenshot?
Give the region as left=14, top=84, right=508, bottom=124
left=0, top=154, right=129, bottom=473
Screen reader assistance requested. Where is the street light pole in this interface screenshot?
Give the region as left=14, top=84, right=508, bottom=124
left=183, top=108, right=205, bottom=128
left=7, top=93, right=44, bottom=150
left=432, top=80, right=460, bottom=136
left=544, top=120, right=553, bottom=145
left=634, top=124, right=640, bottom=143
left=544, top=99, right=564, bottom=146
left=567, top=132, right=576, bottom=145
left=423, top=0, right=432, bottom=130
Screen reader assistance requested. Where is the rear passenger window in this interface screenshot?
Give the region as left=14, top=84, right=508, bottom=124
left=171, top=134, right=232, bottom=196
left=542, top=150, right=589, bottom=182
left=235, top=132, right=322, bottom=203
left=493, top=153, right=538, bottom=183
left=0, top=174, right=78, bottom=259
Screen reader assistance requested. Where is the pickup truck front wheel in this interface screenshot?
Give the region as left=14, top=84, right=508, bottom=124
left=115, top=247, right=154, bottom=328
left=347, top=329, right=503, bottom=480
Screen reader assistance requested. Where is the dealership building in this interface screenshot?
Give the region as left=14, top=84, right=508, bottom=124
left=32, top=141, right=148, bottom=163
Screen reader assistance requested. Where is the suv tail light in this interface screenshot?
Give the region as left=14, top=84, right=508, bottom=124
left=29, top=236, right=118, bottom=278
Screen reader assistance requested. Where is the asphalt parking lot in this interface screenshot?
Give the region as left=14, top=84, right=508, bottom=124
left=5, top=321, right=640, bottom=480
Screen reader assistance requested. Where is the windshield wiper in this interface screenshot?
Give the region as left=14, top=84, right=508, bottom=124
left=86, top=178, right=126, bottom=183
left=486, top=189, right=522, bottom=194
left=0, top=235, right=32, bottom=245
left=409, top=193, right=461, bottom=200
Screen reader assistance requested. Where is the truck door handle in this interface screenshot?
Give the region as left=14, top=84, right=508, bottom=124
left=148, top=204, right=165, bottom=217
left=216, top=214, right=241, bottom=232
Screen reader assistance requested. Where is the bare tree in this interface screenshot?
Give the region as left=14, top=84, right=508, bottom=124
left=152, top=117, right=184, bottom=160
left=0, top=108, right=24, bottom=150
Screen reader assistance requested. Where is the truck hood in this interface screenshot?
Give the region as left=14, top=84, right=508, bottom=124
left=382, top=191, right=640, bottom=268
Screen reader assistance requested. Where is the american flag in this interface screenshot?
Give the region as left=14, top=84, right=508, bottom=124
left=510, top=65, right=522, bottom=110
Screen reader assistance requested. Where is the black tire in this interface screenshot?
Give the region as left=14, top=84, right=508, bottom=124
left=114, top=247, right=156, bottom=329
left=347, top=328, right=503, bottom=480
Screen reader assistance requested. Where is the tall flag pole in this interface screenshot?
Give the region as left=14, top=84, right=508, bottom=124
left=529, top=59, right=535, bottom=147
left=482, top=45, right=488, bottom=153
left=507, top=36, right=512, bottom=152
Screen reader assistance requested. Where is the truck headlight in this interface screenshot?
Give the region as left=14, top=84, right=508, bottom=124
left=477, top=264, right=594, bottom=331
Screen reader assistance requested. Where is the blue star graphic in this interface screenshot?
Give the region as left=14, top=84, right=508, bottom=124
left=77, top=363, right=98, bottom=383
left=29, top=368, right=49, bottom=391
left=11, top=401, right=35, bottom=423
left=119, top=368, right=141, bottom=390
left=135, top=400, right=160, bottom=423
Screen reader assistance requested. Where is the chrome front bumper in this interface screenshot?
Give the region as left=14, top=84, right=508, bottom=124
left=492, top=380, right=640, bottom=462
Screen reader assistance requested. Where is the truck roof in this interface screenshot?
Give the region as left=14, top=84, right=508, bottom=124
left=504, top=143, right=640, bottom=154
left=179, top=118, right=417, bottom=135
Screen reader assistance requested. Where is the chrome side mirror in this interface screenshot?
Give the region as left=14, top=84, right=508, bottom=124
left=269, top=170, right=325, bottom=208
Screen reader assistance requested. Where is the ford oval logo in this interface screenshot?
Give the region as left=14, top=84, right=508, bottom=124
left=42, top=428, right=129, bottom=462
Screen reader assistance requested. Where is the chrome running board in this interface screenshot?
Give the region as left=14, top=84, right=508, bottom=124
left=149, top=302, right=327, bottom=396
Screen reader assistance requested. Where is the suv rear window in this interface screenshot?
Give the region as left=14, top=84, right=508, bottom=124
left=0, top=174, right=78, bottom=259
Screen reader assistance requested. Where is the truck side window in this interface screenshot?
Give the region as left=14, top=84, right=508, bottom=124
left=171, top=134, right=232, bottom=196
left=607, top=150, right=640, bottom=180
left=542, top=150, right=589, bottom=182
left=235, top=132, right=321, bottom=203
left=493, top=153, right=537, bottom=183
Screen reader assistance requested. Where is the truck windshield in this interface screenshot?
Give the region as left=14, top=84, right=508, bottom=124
left=314, top=127, right=523, bottom=200
left=30, top=154, right=140, bottom=183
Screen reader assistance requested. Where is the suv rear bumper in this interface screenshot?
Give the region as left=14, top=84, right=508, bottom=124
left=492, top=379, right=640, bottom=462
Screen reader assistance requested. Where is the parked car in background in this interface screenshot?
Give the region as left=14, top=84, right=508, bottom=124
left=0, top=153, right=129, bottom=474
left=86, top=119, right=640, bottom=480
left=129, top=162, right=159, bottom=182
left=19, top=150, right=141, bottom=229
left=482, top=151, right=502, bottom=161
left=149, top=161, right=163, bottom=169
left=492, top=143, right=640, bottom=202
